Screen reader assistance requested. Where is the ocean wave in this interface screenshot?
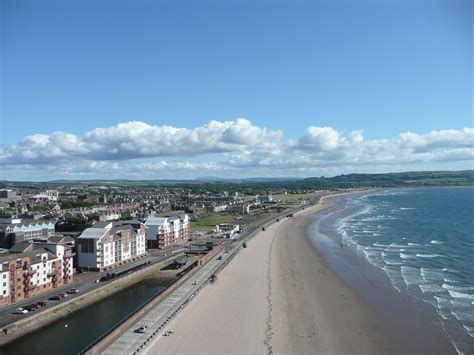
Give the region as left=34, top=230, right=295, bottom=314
left=450, top=306, right=474, bottom=325
left=443, top=278, right=459, bottom=284
left=400, top=253, right=415, bottom=259
left=401, top=266, right=424, bottom=286
left=442, top=268, right=458, bottom=273
left=430, top=240, right=443, bottom=245
left=462, top=325, right=474, bottom=338
left=384, top=260, right=403, bottom=266
left=382, top=266, right=403, bottom=292
left=360, top=215, right=386, bottom=222
left=390, top=243, right=407, bottom=248
left=416, top=253, right=441, bottom=258
left=407, top=243, right=421, bottom=246
left=419, top=284, right=444, bottom=294
left=448, top=290, right=474, bottom=300
left=421, top=268, right=445, bottom=282
left=399, top=207, right=416, bottom=210
left=443, top=283, right=474, bottom=293
left=434, top=296, right=452, bottom=317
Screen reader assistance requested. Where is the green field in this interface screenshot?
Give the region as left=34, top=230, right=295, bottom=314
left=272, top=192, right=319, bottom=202
left=194, top=215, right=236, bottom=227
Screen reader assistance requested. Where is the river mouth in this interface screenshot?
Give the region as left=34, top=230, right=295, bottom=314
left=0, top=276, right=176, bottom=355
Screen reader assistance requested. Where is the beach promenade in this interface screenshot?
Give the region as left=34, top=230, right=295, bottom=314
left=145, top=195, right=455, bottom=354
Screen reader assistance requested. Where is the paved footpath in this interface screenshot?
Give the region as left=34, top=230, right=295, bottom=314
left=102, top=249, right=231, bottom=355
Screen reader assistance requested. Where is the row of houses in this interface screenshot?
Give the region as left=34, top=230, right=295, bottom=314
left=0, top=213, right=190, bottom=309
left=0, top=236, right=74, bottom=308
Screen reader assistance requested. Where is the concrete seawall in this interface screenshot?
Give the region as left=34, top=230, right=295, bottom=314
left=0, top=255, right=181, bottom=347
left=85, top=245, right=223, bottom=355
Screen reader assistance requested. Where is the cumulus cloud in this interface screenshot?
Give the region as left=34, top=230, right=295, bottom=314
left=0, top=119, right=282, bottom=164
left=0, top=119, right=472, bottom=179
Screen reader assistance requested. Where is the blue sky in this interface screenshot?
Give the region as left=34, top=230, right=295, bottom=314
left=1, top=0, right=473, bottom=180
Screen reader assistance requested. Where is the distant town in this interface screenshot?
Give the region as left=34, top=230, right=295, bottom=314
left=0, top=179, right=328, bottom=310
left=0, top=170, right=471, bottom=352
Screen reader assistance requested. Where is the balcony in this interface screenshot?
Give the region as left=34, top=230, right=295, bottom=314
left=47, top=270, right=58, bottom=277
left=23, top=269, right=37, bottom=276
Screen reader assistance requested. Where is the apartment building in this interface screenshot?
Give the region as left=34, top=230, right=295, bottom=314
left=76, top=220, right=147, bottom=271
left=0, top=244, right=74, bottom=309
left=145, top=214, right=189, bottom=249
left=0, top=219, right=55, bottom=248
left=32, top=190, right=59, bottom=201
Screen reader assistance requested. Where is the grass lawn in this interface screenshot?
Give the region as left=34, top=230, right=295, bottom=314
left=194, top=215, right=236, bottom=227
left=272, top=192, right=319, bottom=202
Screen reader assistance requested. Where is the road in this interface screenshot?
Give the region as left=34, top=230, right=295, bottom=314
left=100, top=199, right=319, bottom=354
left=0, top=246, right=184, bottom=329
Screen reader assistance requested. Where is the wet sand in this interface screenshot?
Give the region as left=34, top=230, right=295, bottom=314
left=146, top=194, right=455, bottom=354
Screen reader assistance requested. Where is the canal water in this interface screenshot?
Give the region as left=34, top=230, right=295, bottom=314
left=0, top=276, right=175, bottom=355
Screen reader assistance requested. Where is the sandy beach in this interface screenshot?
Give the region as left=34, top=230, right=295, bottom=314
left=146, top=194, right=456, bottom=354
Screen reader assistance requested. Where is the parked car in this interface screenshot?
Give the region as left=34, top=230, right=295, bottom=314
left=66, top=288, right=79, bottom=294
left=58, top=293, right=68, bottom=298
left=49, top=294, right=64, bottom=301
left=14, top=308, right=28, bottom=314
left=135, top=326, right=148, bottom=334
left=217, top=256, right=222, bottom=260
left=23, top=305, right=36, bottom=312
left=31, top=302, right=46, bottom=309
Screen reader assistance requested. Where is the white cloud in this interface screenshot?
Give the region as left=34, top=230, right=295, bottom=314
left=0, top=119, right=472, bottom=180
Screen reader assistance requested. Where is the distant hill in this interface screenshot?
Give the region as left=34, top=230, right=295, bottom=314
left=1, top=170, right=472, bottom=188
left=304, top=170, right=474, bottom=187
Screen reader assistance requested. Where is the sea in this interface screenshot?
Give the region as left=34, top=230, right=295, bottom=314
left=315, top=187, right=474, bottom=354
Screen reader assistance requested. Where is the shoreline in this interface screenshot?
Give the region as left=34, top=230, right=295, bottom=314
left=145, top=191, right=455, bottom=354
left=303, top=192, right=457, bottom=354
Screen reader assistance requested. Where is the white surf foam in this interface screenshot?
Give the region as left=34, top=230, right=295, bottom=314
left=462, top=325, right=474, bottom=338
left=416, top=253, right=441, bottom=258
left=384, top=260, right=403, bottom=266
left=400, top=252, right=415, bottom=260
left=401, top=266, right=424, bottom=286
left=382, top=265, right=403, bottom=292
left=419, top=284, right=444, bottom=294
left=448, top=290, right=474, bottom=300
left=442, top=283, right=474, bottom=293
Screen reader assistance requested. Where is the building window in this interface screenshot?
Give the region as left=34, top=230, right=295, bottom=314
left=79, top=239, right=95, bottom=253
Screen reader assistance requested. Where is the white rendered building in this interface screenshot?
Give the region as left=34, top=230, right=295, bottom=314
left=145, top=214, right=189, bottom=249
left=76, top=220, right=147, bottom=271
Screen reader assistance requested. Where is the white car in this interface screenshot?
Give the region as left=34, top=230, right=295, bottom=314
left=135, top=326, right=148, bottom=334
left=14, top=308, right=28, bottom=314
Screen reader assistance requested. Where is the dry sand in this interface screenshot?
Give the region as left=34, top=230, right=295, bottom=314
left=146, top=194, right=455, bottom=354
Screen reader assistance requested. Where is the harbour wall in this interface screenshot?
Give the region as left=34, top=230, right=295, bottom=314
left=0, top=254, right=181, bottom=346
